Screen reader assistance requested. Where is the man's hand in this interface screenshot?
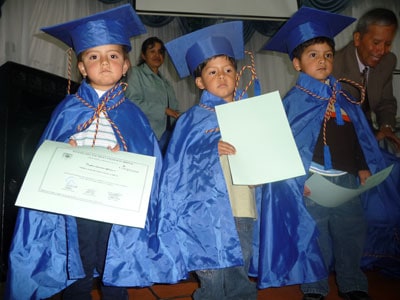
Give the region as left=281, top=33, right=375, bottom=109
left=376, top=126, right=400, bottom=152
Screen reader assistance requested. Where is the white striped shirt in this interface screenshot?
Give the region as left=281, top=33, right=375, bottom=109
left=70, top=89, right=118, bottom=149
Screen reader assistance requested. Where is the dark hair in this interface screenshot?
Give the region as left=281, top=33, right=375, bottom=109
left=355, top=8, right=398, bottom=35
left=291, top=37, right=335, bottom=60
left=193, top=55, right=237, bottom=78
left=137, top=36, right=166, bottom=66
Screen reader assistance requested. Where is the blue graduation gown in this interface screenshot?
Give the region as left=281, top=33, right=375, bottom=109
left=250, top=74, right=332, bottom=288
left=5, top=80, right=187, bottom=300
left=160, top=89, right=325, bottom=289
left=284, top=74, right=400, bottom=277
left=158, top=90, right=245, bottom=271
left=251, top=72, right=398, bottom=288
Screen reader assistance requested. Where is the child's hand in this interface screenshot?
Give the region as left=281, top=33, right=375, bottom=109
left=68, top=139, right=77, bottom=147
left=358, top=169, right=371, bottom=185
left=108, top=144, right=120, bottom=152
left=218, top=140, right=236, bottom=156
left=303, top=185, right=311, bottom=197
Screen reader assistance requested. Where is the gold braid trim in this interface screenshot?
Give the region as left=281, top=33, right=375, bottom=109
left=296, top=78, right=365, bottom=147
left=234, top=50, right=259, bottom=100
left=198, top=103, right=220, bottom=134
left=75, top=82, right=128, bottom=151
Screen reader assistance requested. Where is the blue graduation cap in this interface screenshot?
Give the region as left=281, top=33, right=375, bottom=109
left=41, top=4, right=146, bottom=55
left=165, top=21, right=244, bottom=78
left=263, top=7, right=355, bottom=59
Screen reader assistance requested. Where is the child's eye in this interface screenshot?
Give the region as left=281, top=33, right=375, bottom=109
left=110, top=54, right=118, bottom=59
left=89, top=55, right=98, bottom=60
left=310, top=53, right=317, bottom=58
left=325, top=53, right=333, bottom=59
left=209, top=70, right=217, bottom=76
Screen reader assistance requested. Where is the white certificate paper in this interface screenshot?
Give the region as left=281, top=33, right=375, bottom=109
left=215, top=91, right=305, bottom=185
left=305, top=164, right=393, bottom=207
left=15, top=140, right=156, bottom=228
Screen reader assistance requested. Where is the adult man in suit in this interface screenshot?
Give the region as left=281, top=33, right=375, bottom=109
left=333, top=9, right=400, bottom=300
left=333, top=7, right=399, bottom=151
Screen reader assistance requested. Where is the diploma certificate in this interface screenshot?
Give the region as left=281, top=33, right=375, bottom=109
left=15, top=140, right=156, bottom=228
left=215, top=91, right=305, bottom=185
left=305, top=164, right=393, bottom=207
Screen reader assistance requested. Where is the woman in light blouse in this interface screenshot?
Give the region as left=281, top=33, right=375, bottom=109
left=125, top=37, right=179, bottom=153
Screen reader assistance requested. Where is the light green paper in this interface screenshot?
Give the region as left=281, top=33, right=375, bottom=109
left=15, top=140, right=156, bottom=228
left=215, top=90, right=305, bottom=185
left=305, top=164, right=394, bottom=207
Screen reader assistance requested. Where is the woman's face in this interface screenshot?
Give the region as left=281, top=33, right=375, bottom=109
left=141, top=42, right=165, bottom=73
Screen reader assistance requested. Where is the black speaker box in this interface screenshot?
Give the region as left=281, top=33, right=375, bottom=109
left=0, top=61, right=79, bottom=281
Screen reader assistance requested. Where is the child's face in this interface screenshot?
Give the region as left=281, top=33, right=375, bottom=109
left=78, top=44, right=129, bottom=91
left=292, top=42, right=334, bottom=83
left=195, top=56, right=237, bottom=102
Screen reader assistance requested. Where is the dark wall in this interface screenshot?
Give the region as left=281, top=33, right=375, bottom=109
left=0, top=62, right=79, bottom=281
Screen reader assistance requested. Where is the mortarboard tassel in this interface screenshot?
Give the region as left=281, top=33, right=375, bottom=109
left=254, top=78, right=261, bottom=97
left=334, top=102, right=344, bottom=125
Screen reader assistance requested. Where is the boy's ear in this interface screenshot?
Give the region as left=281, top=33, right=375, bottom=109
left=122, top=59, right=130, bottom=75
left=78, top=62, right=87, bottom=77
left=292, top=58, right=301, bottom=72
left=195, top=77, right=205, bottom=90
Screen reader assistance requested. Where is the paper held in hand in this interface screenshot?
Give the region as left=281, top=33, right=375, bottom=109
left=215, top=90, right=305, bottom=185
left=15, top=140, right=156, bottom=228
left=305, top=164, right=393, bottom=207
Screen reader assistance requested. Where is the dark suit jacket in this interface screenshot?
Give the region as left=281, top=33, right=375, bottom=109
left=333, top=42, right=397, bottom=128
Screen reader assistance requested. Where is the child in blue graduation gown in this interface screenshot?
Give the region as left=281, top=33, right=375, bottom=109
left=5, top=5, right=186, bottom=300
left=160, top=21, right=259, bottom=300
left=263, top=7, right=395, bottom=300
